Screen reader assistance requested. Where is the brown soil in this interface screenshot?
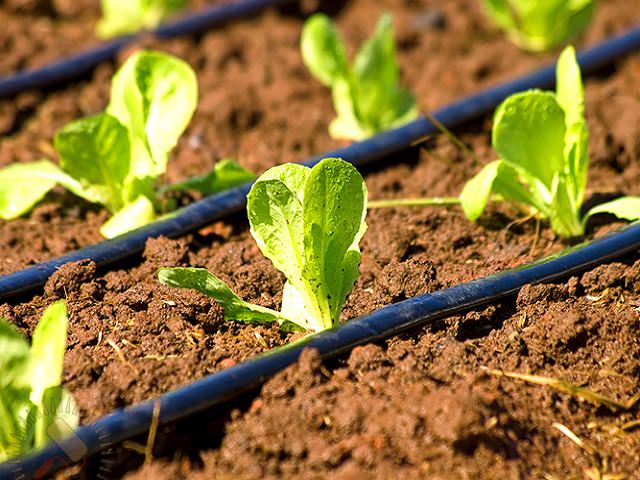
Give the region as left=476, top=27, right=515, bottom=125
left=0, top=0, right=639, bottom=479
left=0, top=0, right=225, bottom=75
left=1, top=0, right=639, bottom=275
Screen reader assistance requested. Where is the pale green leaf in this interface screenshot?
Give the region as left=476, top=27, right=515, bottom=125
left=97, top=0, right=187, bottom=39
left=329, top=77, right=370, bottom=141
left=28, top=301, right=68, bottom=406
left=493, top=90, right=566, bottom=193
left=460, top=160, right=503, bottom=220
left=0, top=160, right=79, bottom=220
left=99, top=194, right=156, bottom=238
left=483, top=0, right=594, bottom=51
left=54, top=113, right=131, bottom=212
left=158, top=267, right=285, bottom=324
left=549, top=173, right=583, bottom=238
left=0, top=320, right=30, bottom=388
left=107, top=50, right=197, bottom=179
left=247, top=172, right=306, bottom=281
left=168, top=158, right=255, bottom=194
left=584, top=197, right=640, bottom=226
left=34, top=386, right=79, bottom=451
left=300, top=13, right=348, bottom=87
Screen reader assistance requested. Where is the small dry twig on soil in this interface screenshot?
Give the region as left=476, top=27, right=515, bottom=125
left=483, top=368, right=640, bottom=412
left=107, top=338, right=140, bottom=376
left=145, top=401, right=161, bottom=466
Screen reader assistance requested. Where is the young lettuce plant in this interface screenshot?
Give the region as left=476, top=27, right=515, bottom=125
left=159, top=158, right=367, bottom=332
left=483, top=0, right=595, bottom=52
left=301, top=13, right=418, bottom=141
left=97, top=0, right=186, bottom=39
left=0, top=51, right=254, bottom=238
left=370, top=46, right=640, bottom=238
left=0, top=301, right=77, bottom=461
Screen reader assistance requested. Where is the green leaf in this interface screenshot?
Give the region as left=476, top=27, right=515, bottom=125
left=300, top=13, right=348, bottom=87
left=460, top=160, right=503, bottom=220
left=556, top=45, right=588, bottom=205
left=28, top=301, right=68, bottom=406
left=352, top=14, right=401, bottom=125
left=34, top=386, right=79, bottom=451
left=168, top=158, right=255, bottom=194
left=158, top=267, right=286, bottom=325
left=0, top=160, right=79, bottom=220
left=97, top=0, right=187, bottom=39
left=107, top=50, right=197, bottom=180
left=301, top=158, right=367, bottom=330
left=0, top=320, right=30, bottom=388
left=0, top=387, right=31, bottom=461
left=301, top=13, right=417, bottom=141
left=329, top=77, right=370, bottom=141
left=549, top=173, right=583, bottom=238
left=584, top=197, right=640, bottom=226
left=493, top=90, right=566, bottom=194
left=54, top=113, right=131, bottom=213
left=100, top=195, right=156, bottom=238
left=247, top=172, right=307, bottom=282
left=482, top=0, right=594, bottom=52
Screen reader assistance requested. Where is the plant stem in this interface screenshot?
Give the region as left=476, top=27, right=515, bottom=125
left=368, top=197, right=461, bottom=208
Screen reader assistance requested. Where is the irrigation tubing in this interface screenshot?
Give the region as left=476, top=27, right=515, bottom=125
left=0, top=0, right=294, bottom=98
left=1, top=26, right=640, bottom=301
left=2, top=221, right=639, bottom=479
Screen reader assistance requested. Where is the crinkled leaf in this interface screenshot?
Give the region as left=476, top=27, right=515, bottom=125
left=247, top=167, right=308, bottom=281
left=107, top=50, right=197, bottom=179
left=301, top=158, right=367, bottom=330
left=100, top=194, right=155, bottom=238
left=158, top=267, right=285, bottom=325
left=168, top=158, right=255, bottom=195
left=584, top=197, right=640, bottom=226
left=54, top=113, right=131, bottom=212
left=300, top=13, right=348, bottom=87
left=28, top=301, right=68, bottom=406
left=493, top=90, right=566, bottom=194
left=0, top=160, right=79, bottom=220
left=97, top=0, right=186, bottom=39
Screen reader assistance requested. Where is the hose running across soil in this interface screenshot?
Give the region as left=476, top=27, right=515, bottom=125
left=1, top=26, right=639, bottom=300
left=2, top=221, right=639, bottom=479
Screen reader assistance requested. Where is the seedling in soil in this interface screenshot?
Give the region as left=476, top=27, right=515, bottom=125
left=301, top=13, right=418, bottom=141
left=0, top=51, right=254, bottom=238
left=97, top=0, right=186, bottom=39
left=159, top=157, right=367, bottom=332
left=483, top=0, right=595, bottom=52
left=0, top=302, right=78, bottom=461
left=370, top=46, right=640, bottom=239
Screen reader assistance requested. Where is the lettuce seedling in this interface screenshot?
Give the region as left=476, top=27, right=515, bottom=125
left=0, top=301, right=78, bottom=461
left=97, top=0, right=186, bottom=39
left=483, top=0, right=594, bottom=51
left=0, top=51, right=254, bottom=238
left=369, top=46, right=640, bottom=238
left=159, top=158, right=367, bottom=332
left=301, top=13, right=418, bottom=141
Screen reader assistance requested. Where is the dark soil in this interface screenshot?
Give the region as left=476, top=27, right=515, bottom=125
left=0, top=0, right=639, bottom=478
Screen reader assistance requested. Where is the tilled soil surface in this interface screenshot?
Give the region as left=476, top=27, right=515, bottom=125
left=1, top=0, right=639, bottom=275
left=0, top=0, right=224, bottom=74
left=0, top=0, right=639, bottom=478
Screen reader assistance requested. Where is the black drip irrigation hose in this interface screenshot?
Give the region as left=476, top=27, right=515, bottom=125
left=1, top=26, right=640, bottom=301
left=2, top=221, right=639, bottom=479
left=0, top=0, right=294, bottom=98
